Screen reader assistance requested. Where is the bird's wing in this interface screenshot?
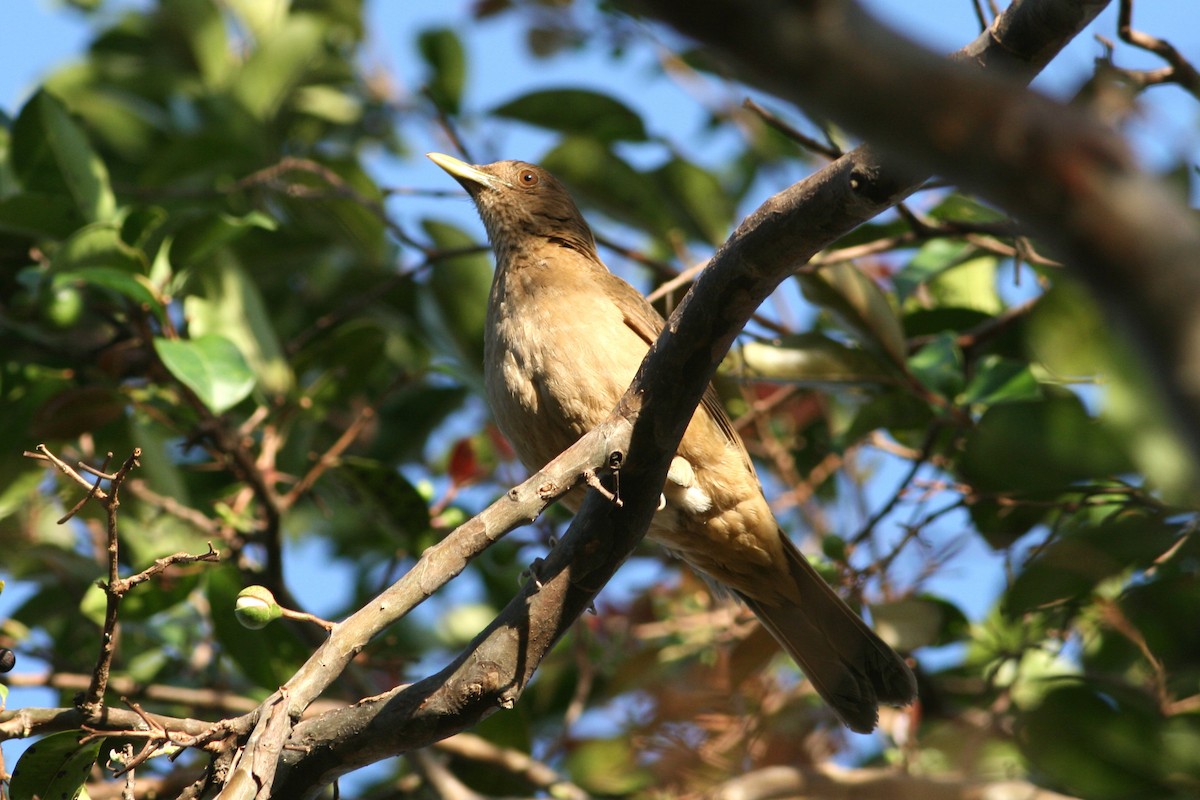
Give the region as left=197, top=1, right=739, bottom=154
left=607, top=271, right=756, bottom=476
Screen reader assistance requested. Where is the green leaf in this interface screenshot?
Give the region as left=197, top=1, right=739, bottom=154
left=155, top=334, right=256, bottom=414
left=232, top=14, right=327, bottom=120
left=49, top=222, right=147, bottom=274
left=1019, top=683, right=1167, bottom=800
left=926, top=255, right=1002, bottom=314
left=962, top=355, right=1040, bottom=406
left=173, top=211, right=278, bottom=267
left=418, top=27, right=466, bottom=114
left=10, top=90, right=115, bottom=223
left=732, top=333, right=895, bottom=387
left=173, top=0, right=232, bottom=86
left=53, top=268, right=162, bottom=319
left=183, top=253, right=293, bottom=395
left=652, top=157, right=733, bottom=245
left=960, top=394, right=1132, bottom=494
left=337, top=456, right=432, bottom=546
left=928, top=192, right=1006, bottom=224
left=894, top=239, right=974, bottom=303
left=1005, top=513, right=1180, bottom=615
left=907, top=331, right=964, bottom=399
left=9, top=730, right=103, bottom=800
left=565, top=738, right=654, bottom=795
left=494, top=88, right=648, bottom=143
left=0, top=193, right=82, bottom=238
left=871, top=594, right=970, bottom=650
left=799, top=262, right=907, bottom=365
left=421, top=219, right=493, bottom=372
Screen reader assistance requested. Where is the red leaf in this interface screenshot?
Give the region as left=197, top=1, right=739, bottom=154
left=448, top=437, right=481, bottom=486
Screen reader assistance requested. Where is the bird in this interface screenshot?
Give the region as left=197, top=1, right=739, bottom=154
left=428, top=152, right=917, bottom=733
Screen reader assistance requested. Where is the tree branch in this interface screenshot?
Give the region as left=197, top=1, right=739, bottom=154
left=629, top=0, right=1200, bottom=461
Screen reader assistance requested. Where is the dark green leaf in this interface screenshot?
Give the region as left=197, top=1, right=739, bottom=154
left=494, top=89, right=647, bottom=142
left=960, top=394, right=1132, bottom=494
left=0, top=193, right=82, bottom=238
left=54, top=268, right=161, bottom=318
left=10, top=90, right=115, bottom=223
left=9, top=730, right=103, bottom=800
left=652, top=157, right=733, bottom=244
left=1019, top=683, right=1167, bottom=800
left=418, top=27, right=466, bottom=114
left=422, top=219, right=492, bottom=371
left=336, top=456, right=432, bottom=545
left=172, top=211, right=278, bottom=267
left=1006, top=513, right=1181, bottom=615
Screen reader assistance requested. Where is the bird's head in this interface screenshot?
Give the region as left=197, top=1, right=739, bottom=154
left=427, top=153, right=598, bottom=262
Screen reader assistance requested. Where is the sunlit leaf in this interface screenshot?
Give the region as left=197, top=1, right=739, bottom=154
left=154, top=334, right=256, bottom=414
left=232, top=13, right=326, bottom=120
left=962, top=355, right=1040, bottom=406
left=799, top=262, right=907, bottom=365
left=732, top=333, right=895, bottom=387
left=183, top=254, right=293, bottom=395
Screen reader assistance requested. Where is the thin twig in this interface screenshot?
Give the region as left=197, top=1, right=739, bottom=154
left=742, top=97, right=842, bottom=159
left=1117, top=0, right=1200, bottom=100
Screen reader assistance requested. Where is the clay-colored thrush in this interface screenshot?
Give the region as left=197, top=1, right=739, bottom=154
left=428, top=152, right=916, bottom=732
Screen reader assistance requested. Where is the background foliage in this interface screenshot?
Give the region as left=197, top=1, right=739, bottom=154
left=1, top=1, right=1199, bottom=798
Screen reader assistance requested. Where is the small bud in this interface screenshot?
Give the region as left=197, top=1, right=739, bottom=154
left=235, top=586, right=283, bottom=630
left=0, top=648, right=15, bottom=673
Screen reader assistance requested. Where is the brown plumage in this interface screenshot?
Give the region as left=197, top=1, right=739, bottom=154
left=428, top=152, right=917, bottom=733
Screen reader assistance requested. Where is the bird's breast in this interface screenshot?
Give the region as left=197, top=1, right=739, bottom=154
left=484, top=260, right=648, bottom=471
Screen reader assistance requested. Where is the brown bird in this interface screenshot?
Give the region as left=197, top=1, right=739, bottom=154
left=428, top=152, right=917, bottom=732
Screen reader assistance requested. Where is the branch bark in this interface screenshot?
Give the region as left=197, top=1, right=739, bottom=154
left=266, top=2, right=1112, bottom=795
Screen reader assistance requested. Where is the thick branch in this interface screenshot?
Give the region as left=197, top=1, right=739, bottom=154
left=268, top=3, right=1107, bottom=795
left=630, top=0, right=1200, bottom=460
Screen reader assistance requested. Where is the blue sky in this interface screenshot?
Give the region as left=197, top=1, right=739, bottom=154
left=2, top=0, right=1198, bottom=782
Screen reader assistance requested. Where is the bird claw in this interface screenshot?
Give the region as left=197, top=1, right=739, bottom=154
left=522, top=557, right=546, bottom=590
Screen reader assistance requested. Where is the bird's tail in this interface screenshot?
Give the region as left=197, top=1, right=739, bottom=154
left=738, top=535, right=917, bottom=733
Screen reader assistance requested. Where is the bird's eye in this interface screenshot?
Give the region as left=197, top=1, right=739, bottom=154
left=518, top=170, right=539, bottom=187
